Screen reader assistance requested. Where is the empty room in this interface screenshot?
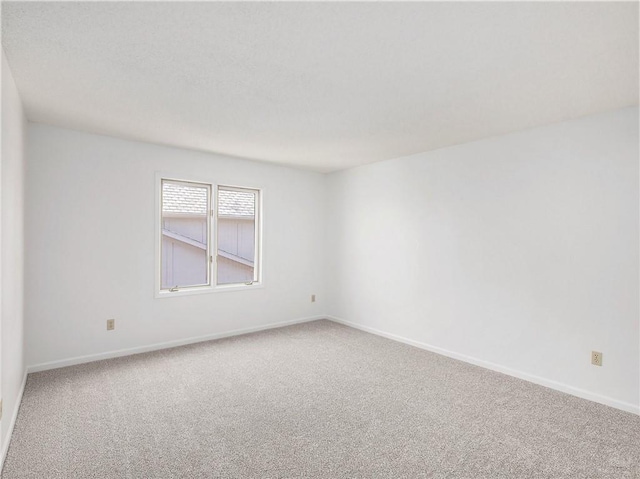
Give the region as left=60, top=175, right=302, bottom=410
left=1, top=1, right=639, bottom=478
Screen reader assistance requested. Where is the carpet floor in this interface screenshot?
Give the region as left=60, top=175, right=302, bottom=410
left=2, top=320, right=639, bottom=478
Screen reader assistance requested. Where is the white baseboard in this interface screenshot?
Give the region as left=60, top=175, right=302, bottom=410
left=1, top=370, right=28, bottom=474
left=27, top=315, right=326, bottom=374
left=327, top=316, right=640, bottom=416
left=23, top=313, right=640, bottom=415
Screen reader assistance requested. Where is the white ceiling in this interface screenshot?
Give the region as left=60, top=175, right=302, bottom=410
left=2, top=2, right=638, bottom=172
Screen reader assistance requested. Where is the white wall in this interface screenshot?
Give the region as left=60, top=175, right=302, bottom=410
left=326, top=107, right=639, bottom=413
left=1, top=50, right=26, bottom=455
left=25, top=124, right=325, bottom=367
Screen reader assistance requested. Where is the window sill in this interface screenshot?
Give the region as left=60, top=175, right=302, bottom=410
left=155, top=282, right=264, bottom=299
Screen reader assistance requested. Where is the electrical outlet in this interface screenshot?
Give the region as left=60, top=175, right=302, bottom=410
left=107, top=319, right=115, bottom=331
left=311, top=294, right=316, bottom=303
left=591, top=351, right=603, bottom=366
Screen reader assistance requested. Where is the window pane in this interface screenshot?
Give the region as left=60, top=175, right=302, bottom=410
left=161, top=180, right=210, bottom=289
left=217, top=188, right=257, bottom=285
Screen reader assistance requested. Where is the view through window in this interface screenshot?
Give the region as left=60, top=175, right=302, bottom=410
left=161, top=180, right=210, bottom=290
left=160, top=179, right=260, bottom=291
left=217, top=187, right=259, bottom=285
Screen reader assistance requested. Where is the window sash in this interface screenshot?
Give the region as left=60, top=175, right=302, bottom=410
left=160, top=179, right=212, bottom=291
left=216, top=185, right=260, bottom=286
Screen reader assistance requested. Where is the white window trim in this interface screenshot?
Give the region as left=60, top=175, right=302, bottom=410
left=154, top=173, right=264, bottom=299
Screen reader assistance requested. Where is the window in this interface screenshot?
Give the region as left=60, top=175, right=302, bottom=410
left=216, top=186, right=260, bottom=285
left=160, top=179, right=211, bottom=290
left=158, top=177, right=261, bottom=295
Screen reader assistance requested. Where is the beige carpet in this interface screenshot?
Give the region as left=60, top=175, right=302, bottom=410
left=3, top=320, right=639, bottom=478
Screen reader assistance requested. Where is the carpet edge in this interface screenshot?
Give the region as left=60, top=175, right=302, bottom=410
left=327, top=315, right=640, bottom=416
left=26, top=315, right=328, bottom=374
left=1, top=370, right=27, bottom=474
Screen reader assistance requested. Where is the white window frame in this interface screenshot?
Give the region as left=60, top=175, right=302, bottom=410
left=155, top=173, right=263, bottom=298
left=159, top=178, right=212, bottom=292
left=215, top=184, right=262, bottom=288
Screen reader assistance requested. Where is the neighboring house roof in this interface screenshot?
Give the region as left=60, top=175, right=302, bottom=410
left=218, top=250, right=254, bottom=267
left=162, top=182, right=207, bottom=216
left=162, top=182, right=255, bottom=217
left=162, top=229, right=206, bottom=250
left=218, top=190, right=255, bottom=217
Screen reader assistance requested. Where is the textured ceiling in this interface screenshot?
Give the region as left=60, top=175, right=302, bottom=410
left=2, top=2, right=638, bottom=172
